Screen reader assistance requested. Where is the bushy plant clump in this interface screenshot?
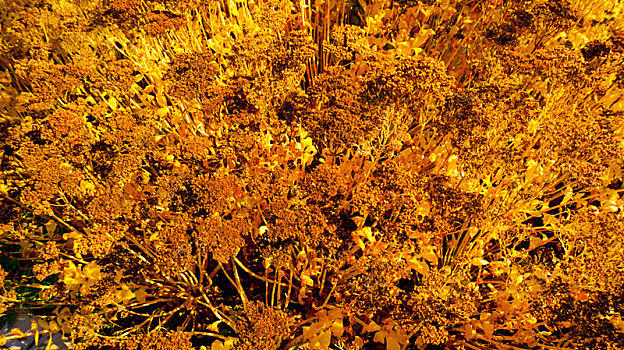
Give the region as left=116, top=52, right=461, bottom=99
left=1, top=0, right=623, bottom=349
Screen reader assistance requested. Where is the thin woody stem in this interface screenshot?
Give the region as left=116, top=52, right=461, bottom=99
left=219, top=261, right=248, bottom=312
left=198, top=288, right=237, bottom=331
left=233, top=256, right=288, bottom=286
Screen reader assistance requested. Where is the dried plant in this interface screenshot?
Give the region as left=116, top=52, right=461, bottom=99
left=1, top=0, right=623, bottom=349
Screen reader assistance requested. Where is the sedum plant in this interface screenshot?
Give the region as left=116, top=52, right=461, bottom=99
left=0, top=0, right=623, bottom=349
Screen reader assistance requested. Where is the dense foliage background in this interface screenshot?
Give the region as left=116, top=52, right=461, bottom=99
left=1, top=0, right=624, bottom=349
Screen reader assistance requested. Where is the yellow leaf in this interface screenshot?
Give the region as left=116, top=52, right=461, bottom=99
left=330, top=319, right=344, bottom=337
left=464, top=323, right=476, bottom=340
left=211, top=340, right=225, bottom=350
left=59, top=307, right=71, bottom=317
left=527, top=118, right=540, bottom=134
left=567, top=31, right=588, bottom=47
left=62, top=231, right=83, bottom=240
left=190, top=100, right=202, bottom=109
left=529, top=236, right=543, bottom=250
left=149, top=232, right=159, bottom=241
left=542, top=213, right=558, bottom=227
left=302, top=325, right=313, bottom=340
left=608, top=314, right=624, bottom=332
left=468, top=226, right=479, bottom=238
left=80, top=180, right=96, bottom=195
left=107, top=96, right=118, bottom=110
left=482, top=321, right=494, bottom=338
left=37, top=318, right=48, bottom=330
left=446, top=154, right=458, bottom=177
left=156, top=107, right=168, bottom=117
left=612, top=99, right=624, bottom=112
left=532, top=266, right=548, bottom=280
left=63, top=261, right=86, bottom=289
left=407, top=258, right=429, bottom=275
left=116, top=284, right=136, bottom=304
left=356, top=227, right=375, bottom=242
left=319, top=329, right=332, bottom=349
left=228, top=1, right=239, bottom=17
left=419, top=245, right=437, bottom=265
left=302, top=274, right=314, bottom=287
left=416, top=201, right=431, bottom=216
left=471, top=258, right=488, bottom=266
left=48, top=320, right=59, bottom=333
left=373, top=329, right=387, bottom=343
left=83, top=261, right=102, bottom=281
left=156, top=94, right=167, bottom=107
left=135, top=288, right=147, bottom=303
left=45, top=221, right=57, bottom=235
left=354, top=336, right=365, bottom=347
left=414, top=28, right=436, bottom=47
left=9, top=328, right=25, bottom=336
left=353, top=227, right=376, bottom=250
left=386, top=337, right=401, bottom=350
left=364, top=321, right=382, bottom=333
left=524, top=159, right=541, bottom=184
left=207, top=320, right=221, bottom=332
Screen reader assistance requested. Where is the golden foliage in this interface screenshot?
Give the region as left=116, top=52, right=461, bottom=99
left=0, top=0, right=623, bottom=349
